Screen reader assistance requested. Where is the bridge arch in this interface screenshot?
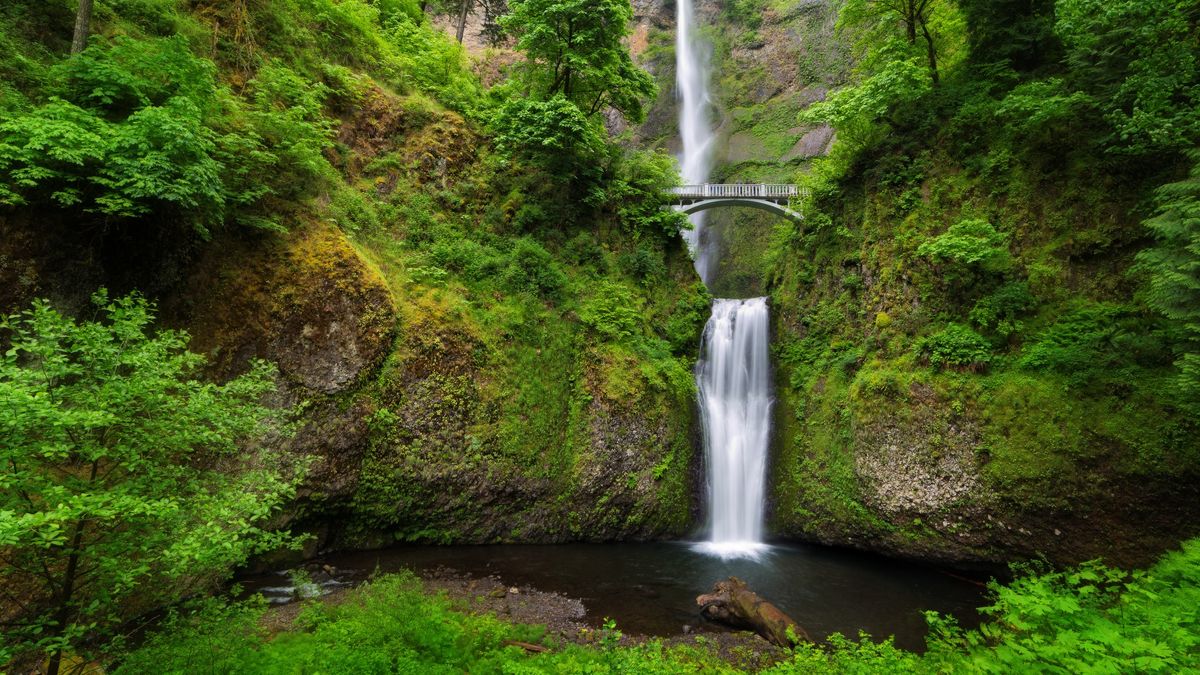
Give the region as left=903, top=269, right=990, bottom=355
left=673, top=198, right=803, bottom=222
left=668, top=184, right=806, bottom=222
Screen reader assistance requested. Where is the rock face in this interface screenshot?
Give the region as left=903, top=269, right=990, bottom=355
left=176, top=223, right=396, bottom=396
left=335, top=279, right=701, bottom=547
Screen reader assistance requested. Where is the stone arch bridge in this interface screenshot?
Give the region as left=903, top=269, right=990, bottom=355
left=668, top=184, right=806, bottom=221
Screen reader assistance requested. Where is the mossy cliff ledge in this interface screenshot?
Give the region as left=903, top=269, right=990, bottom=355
left=179, top=88, right=707, bottom=548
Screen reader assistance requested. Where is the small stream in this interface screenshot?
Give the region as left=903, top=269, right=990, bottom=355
left=240, top=542, right=986, bottom=651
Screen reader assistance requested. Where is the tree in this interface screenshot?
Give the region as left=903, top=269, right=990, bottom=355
left=71, top=0, right=93, bottom=54
left=845, top=0, right=943, bottom=85
left=422, top=0, right=477, bottom=43
left=1056, top=0, right=1200, bottom=157
left=955, top=0, right=1060, bottom=73
left=1135, top=155, right=1200, bottom=410
left=480, top=0, right=508, bottom=46
left=500, top=0, right=655, bottom=123
left=0, top=291, right=304, bottom=674
left=491, top=94, right=604, bottom=173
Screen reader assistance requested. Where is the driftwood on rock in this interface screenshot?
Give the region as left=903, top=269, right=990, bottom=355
left=697, top=577, right=811, bottom=647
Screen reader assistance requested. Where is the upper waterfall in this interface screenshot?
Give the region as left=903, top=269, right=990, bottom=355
left=675, top=0, right=716, bottom=283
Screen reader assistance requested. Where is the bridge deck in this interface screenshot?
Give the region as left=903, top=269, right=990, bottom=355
left=669, top=184, right=805, bottom=202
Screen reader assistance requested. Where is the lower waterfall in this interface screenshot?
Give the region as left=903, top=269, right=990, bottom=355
left=693, top=297, right=773, bottom=559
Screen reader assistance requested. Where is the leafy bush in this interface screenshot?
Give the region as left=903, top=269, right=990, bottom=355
left=917, top=323, right=993, bottom=370
left=1017, top=303, right=1125, bottom=382
left=0, top=291, right=302, bottom=672
left=491, top=94, right=606, bottom=179
left=580, top=281, right=645, bottom=341
left=925, top=539, right=1200, bottom=673
left=604, top=148, right=687, bottom=240
left=1056, top=0, right=1200, bottom=156
left=916, top=218, right=1012, bottom=282
left=0, top=37, right=334, bottom=234
left=562, top=231, right=608, bottom=270
left=501, top=237, right=569, bottom=301
left=115, top=540, right=1200, bottom=673
left=241, top=61, right=337, bottom=196
left=969, top=281, right=1036, bottom=341
left=618, top=246, right=667, bottom=283
left=1135, top=155, right=1200, bottom=409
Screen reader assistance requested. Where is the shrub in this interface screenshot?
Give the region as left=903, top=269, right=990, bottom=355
left=580, top=281, right=644, bottom=341
left=917, top=323, right=993, bottom=370
left=1135, top=155, right=1200, bottom=409
left=1017, top=303, right=1125, bottom=383
left=501, top=237, right=568, bottom=301
left=618, top=246, right=667, bottom=283
left=0, top=37, right=335, bottom=235
left=917, top=218, right=1012, bottom=282
left=969, top=281, right=1036, bottom=341
left=0, top=291, right=302, bottom=672
left=490, top=94, right=605, bottom=175
left=925, top=539, right=1200, bottom=673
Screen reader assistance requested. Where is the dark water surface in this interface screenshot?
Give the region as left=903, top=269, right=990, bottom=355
left=243, top=542, right=988, bottom=651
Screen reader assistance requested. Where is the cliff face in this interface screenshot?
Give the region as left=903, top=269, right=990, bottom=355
left=1, top=77, right=707, bottom=551
left=631, top=0, right=1199, bottom=567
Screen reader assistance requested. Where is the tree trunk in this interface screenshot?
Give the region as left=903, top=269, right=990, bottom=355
left=71, top=0, right=94, bottom=54
left=44, top=461, right=97, bottom=675
left=697, top=577, right=811, bottom=647
left=456, top=0, right=472, bottom=43
left=920, top=18, right=940, bottom=85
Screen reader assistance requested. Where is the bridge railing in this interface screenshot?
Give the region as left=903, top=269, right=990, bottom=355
left=669, top=184, right=806, bottom=200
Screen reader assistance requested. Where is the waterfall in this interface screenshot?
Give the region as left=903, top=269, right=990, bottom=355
left=677, top=0, right=772, bottom=559
left=676, top=0, right=715, bottom=283
left=693, top=298, right=772, bottom=558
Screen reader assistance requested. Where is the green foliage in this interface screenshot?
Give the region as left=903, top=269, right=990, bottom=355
left=501, top=237, right=569, bottom=301
left=501, top=0, right=656, bottom=123
left=118, top=570, right=746, bottom=674
left=801, top=42, right=931, bottom=144
left=1136, top=155, right=1200, bottom=409
left=916, top=219, right=1011, bottom=280
left=0, top=36, right=335, bottom=235
left=116, top=540, right=1200, bottom=673
left=0, top=291, right=303, bottom=671
left=1056, top=0, right=1200, bottom=156
left=917, top=323, right=993, bottom=370
left=605, top=148, right=687, bottom=240
left=241, top=61, right=337, bottom=196
left=1017, top=302, right=1127, bottom=384
left=955, top=0, right=1059, bottom=72
left=381, top=6, right=483, bottom=112
left=993, top=78, right=1093, bottom=147
left=969, top=281, right=1036, bottom=341
left=491, top=95, right=605, bottom=175
left=925, top=540, right=1200, bottom=673
left=0, top=37, right=227, bottom=230
left=580, top=281, right=644, bottom=341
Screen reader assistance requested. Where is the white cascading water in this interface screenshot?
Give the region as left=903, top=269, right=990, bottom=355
left=677, top=0, right=772, bottom=559
left=676, top=0, right=716, bottom=284
left=693, top=298, right=772, bottom=559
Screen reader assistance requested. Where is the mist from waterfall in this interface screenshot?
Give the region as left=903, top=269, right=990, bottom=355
left=675, top=0, right=716, bottom=283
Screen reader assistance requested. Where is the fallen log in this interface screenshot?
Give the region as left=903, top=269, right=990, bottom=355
left=696, top=577, right=811, bottom=647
